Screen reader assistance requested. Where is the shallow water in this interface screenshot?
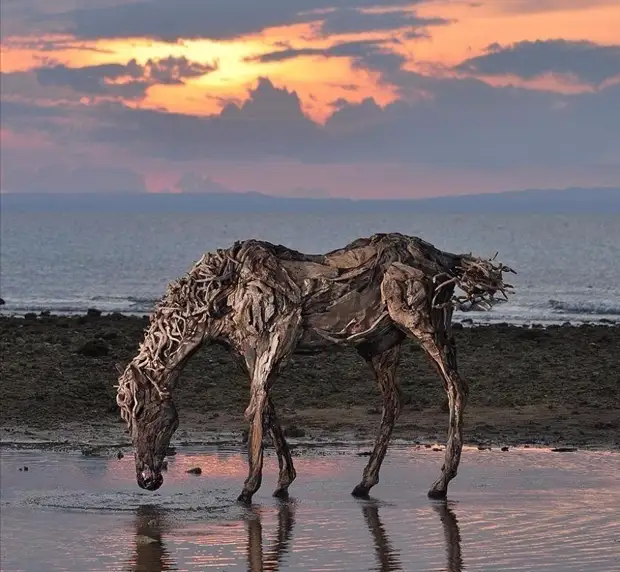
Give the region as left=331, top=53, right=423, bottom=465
left=1, top=445, right=619, bottom=571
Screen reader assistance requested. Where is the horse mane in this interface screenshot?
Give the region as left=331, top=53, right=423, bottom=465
left=115, top=244, right=241, bottom=427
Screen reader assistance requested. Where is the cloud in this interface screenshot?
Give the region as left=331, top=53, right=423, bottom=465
left=37, top=0, right=422, bottom=42
left=316, top=8, right=450, bottom=36
left=174, top=172, right=235, bottom=193
left=455, top=40, right=620, bottom=86
left=1, top=164, right=147, bottom=193
left=87, top=78, right=323, bottom=160
left=33, top=56, right=217, bottom=99
left=248, top=39, right=407, bottom=82
left=493, top=0, right=620, bottom=14
left=13, top=72, right=612, bottom=170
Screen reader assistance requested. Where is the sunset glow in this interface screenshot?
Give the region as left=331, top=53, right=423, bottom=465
left=1, top=0, right=619, bottom=196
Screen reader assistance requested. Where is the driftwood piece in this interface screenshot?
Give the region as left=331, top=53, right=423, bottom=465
left=116, top=232, right=515, bottom=501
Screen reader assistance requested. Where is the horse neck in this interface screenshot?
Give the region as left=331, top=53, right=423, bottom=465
left=133, top=311, right=211, bottom=386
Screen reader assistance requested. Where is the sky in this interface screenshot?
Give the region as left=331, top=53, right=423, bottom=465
left=1, top=0, right=619, bottom=198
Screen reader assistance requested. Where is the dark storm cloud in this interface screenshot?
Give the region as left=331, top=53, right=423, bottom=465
left=455, top=40, right=620, bottom=86
left=40, top=0, right=424, bottom=42
left=33, top=56, right=217, bottom=99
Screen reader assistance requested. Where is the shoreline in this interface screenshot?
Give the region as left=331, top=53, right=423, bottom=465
left=1, top=314, right=618, bottom=452
left=2, top=308, right=619, bottom=328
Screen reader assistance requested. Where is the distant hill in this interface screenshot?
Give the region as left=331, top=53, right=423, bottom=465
left=1, top=187, right=618, bottom=213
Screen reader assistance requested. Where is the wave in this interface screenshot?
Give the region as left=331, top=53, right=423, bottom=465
left=0, top=295, right=159, bottom=315
left=90, top=295, right=159, bottom=307
left=548, top=299, right=620, bottom=316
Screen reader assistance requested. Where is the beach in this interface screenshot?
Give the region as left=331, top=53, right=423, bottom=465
left=1, top=313, right=618, bottom=449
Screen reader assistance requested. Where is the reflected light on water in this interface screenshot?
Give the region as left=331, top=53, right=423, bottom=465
left=2, top=446, right=619, bottom=571
left=123, top=499, right=464, bottom=572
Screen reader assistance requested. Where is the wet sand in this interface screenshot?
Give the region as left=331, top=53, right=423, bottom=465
left=1, top=314, right=619, bottom=449
left=1, top=445, right=619, bottom=571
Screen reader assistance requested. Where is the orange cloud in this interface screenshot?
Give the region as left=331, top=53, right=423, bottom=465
left=2, top=1, right=619, bottom=122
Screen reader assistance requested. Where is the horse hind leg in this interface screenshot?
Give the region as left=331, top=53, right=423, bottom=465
left=265, top=396, right=297, bottom=498
left=352, top=344, right=402, bottom=498
left=381, top=264, right=468, bottom=499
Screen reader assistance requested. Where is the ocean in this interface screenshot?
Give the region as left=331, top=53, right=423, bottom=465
left=1, top=209, right=619, bottom=325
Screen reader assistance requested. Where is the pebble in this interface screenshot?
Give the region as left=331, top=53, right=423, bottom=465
left=551, top=447, right=578, bottom=453
left=186, top=467, right=202, bottom=475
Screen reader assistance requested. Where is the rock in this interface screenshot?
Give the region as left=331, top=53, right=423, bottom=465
left=40, top=310, right=51, bottom=317
left=356, top=451, right=372, bottom=457
left=19, top=466, right=28, bottom=472
left=0, top=297, right=5, bottom=305
left=97, top=329, right=118, bottom=340
left=501, top=446, right=509, bottom=452
left=161, top=461, right=168, bottom=471
left=86, top=308, right=102, bottom=318
left=432, top=447, right=442, bottom=452
left=108, top=312, right=124, bottom=321
left=77, top=339, right=109, bottom=357
left=165, top=446, right=177, bottom=456
left=551, top=447, right=578, bottom=452
left=477, top=445, right=491, bottom=451
left=81, top=447, right=101, bottom=456
left=452, top=322, right=464, bottom=330
left=241, top=429, right=249, bottom=444
left=461, top=318, right=474, bottom=325
left=186, top=467, right=202, bottom=475
left=24, top=312, right=37, bottom=320
left=116, top=451, right=124, bottom=460
left=283, top=425, right=306, bottom=438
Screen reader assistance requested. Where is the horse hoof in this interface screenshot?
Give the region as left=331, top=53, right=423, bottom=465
left=427, top=488, right=447, bottom=500
left=237, top=492, right=253, bottom=505
left=351, top=485, right=370, bottom=499
left=273, top=488, right=289, bottom=499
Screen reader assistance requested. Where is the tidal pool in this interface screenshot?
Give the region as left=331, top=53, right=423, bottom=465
left=1, top=444, right=618, bottom=571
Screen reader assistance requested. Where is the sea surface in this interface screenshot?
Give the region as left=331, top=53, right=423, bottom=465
left=1, top=210, right=619, bottom=325
left=1, top=444, right=619, bottom=572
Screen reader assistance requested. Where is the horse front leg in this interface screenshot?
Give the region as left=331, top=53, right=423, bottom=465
left=237, top=312, right=301, bottom=504
left=238, top=384, right=269, bottom=504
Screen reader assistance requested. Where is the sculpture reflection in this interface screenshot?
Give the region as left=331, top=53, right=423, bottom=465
left=127, top=504, right=175, bottom=572
left=242, top=498, right=462, bottom=572
left=362, top=500, right=463, bottom=572
left=245, top=501, right=296, bottom=571
left=124, top=498, right=462, bottom=571
left=433, top=501, right=463, bottom=572
left=362, top=502, right=403, bottom=571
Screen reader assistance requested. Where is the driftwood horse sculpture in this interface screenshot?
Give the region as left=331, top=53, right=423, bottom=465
left=116, top=233, right=514, bottom=502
